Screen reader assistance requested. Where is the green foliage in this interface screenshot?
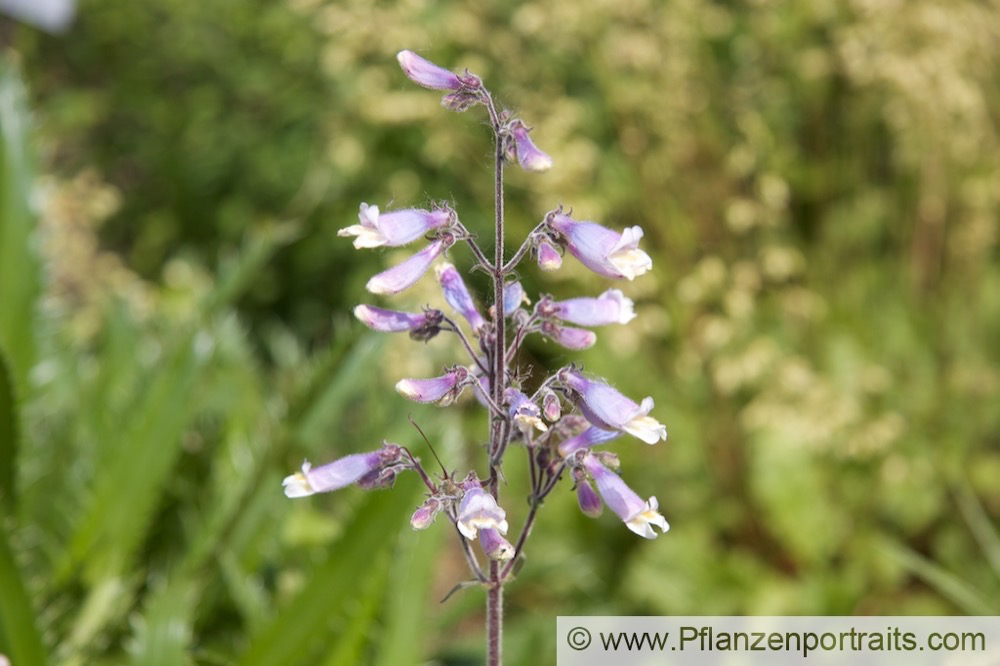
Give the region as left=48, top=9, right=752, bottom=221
left=3, top=0, right=1000, bottom=662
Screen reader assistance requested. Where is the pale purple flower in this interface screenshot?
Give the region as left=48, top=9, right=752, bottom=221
left=541, top=321, right=597, bottom=350
left=573, top=470, right=603, bottom=518
left=366, top=236, right=453, bottom=295
left=411, top=497, right=443, bottom=530
left=536, top=238, right=563, bottom=271
left=506, top=119, right=553, bottom=173
left=479, top=527, right=515, bottom=561
left=504, top=387, right=548, bottom=433
left=559, top=368, right=667, bottom=444
left=503, top=281, right=529, bottom=317
left=354, top=304, right=443, bottom=333
left=547, top=213, right=652, bottom=280
left=548, top=289, right=636, bottom=326
left=397, top=50, right=462, bottom=90
left=542, top=389, right=562, bottom=422
left=339, top=203, right=451, bottom=249
left=456, top=486, right=509, bottom=539
left=582, top=454, right=669, bottom=539
left=396, top=366, right=471, bottom=405
left=436, top=262, right=485, bottom=331
left=282, top=443, right=402, bottom=498
left=557, top=425, right=622, bottom=457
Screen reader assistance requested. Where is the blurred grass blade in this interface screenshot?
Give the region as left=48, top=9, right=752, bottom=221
left=0, top=523, right=47, bottom=665
left=884, top=540, right=1000, bottom=615
left=127, top=579, right=197, bottom=666
left=954, top=480, right=1000, bottom=582
left=238, top=484, right=421, bottom=666
left=0, top=351, right=16, bottom=510
left=0, top=58, right=40, bottom=394
left=372, top=524, right=444, bottom=666
left=321, top=549, right=390, bottom=666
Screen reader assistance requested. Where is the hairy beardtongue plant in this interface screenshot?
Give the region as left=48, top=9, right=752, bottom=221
left=283, top=50, right=668, bottom=665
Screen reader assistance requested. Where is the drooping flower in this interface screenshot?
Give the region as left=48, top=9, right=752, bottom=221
left=456, top=486, right=509, bottom=539
left=338, top=203, right=451, bottom=249
left=396, top=366, right=471, bottom=405
left=505, top=119, right=553, bottom=173
left=504, top=388, right=548, bottom=433
left=548, top=289, right=636, bottom=326
left=547, top=212, right=652, bottom=280
left=397, top=50, right=463, bottom=90
left=573, top=468, right=603, bottom=518
left=582, top=454, right=669, bottom=539
left=479, top=527, right=515, bottom=561
left=502, top=281, right=530, bottom=317
left=436, top=262, right=485, bottom=331
left=366, top=236, right=453, bottom=295
left=559, top=368, right=667, bottom=444
left=557, top=425, right=622, bottom=456
left=354, top=304, right=444, bottom=334
left=411, top=497, right=443, bottom=530
left=541, top=321, right=597, bottom=350
left=536, top=238, right=563, bottom=271
left=282, top=443, right=402, bottom=498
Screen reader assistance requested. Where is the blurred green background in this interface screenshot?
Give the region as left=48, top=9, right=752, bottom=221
left=2, top=0, right=999, bottom=663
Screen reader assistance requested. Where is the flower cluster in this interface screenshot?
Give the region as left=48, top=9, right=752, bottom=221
left=282, top=50, right=670, bottom=659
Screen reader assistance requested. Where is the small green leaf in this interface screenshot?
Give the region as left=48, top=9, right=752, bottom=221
left=0, top=522, right=47, bottom=665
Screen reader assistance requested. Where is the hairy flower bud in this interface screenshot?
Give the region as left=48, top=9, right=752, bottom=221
left=396, top=366, right=471, bottom=405
left=536, top=238, right=563, bottom=271
left=505, top=119, right=553, bottom=172
left=479, top=527, right=515, bottom=561
left=436, top=262, right=485, bottom=332
left=366, top=235, right=454, bottom=295
left=397, top=50, right=463, bottom=90
left=542, top=389, right=562, bottom=422
left=541, top=321, right=597, bottom=350
left=354, top=304, right=444, bottom=334
left=410, top=497, right=443, bottom=530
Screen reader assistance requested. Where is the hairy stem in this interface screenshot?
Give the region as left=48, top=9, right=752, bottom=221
left=486, top=90, right=506, bottom=666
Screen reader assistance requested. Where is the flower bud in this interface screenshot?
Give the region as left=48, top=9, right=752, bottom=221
left=536, top=239, right=563, bottom=271
left=541, top=321, right=597, bottom=350
left=542, top=389, right=561, bottom=422
left=397, top=50, right=462, bottom=90
left=506, top=119, right=553, bottom=172
left=410, top=498, right=442, bottom=530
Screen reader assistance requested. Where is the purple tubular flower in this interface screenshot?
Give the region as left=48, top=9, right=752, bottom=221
left=547, top=213, right=652, bottom=280
left=479, top=528, right=515, bottom=561
left=456, top=487, right=509, bottom=539
left=557, top=425, right=622, bottom=457
left=560, top=368, right=667, bottom=444
left=396, top=366, right=470, bottom=405
left=507, top=119, right=553, bottom=173
left=339, top=203, right=451, bottom=249
left=582, top=454, right=669, bottom=539
left=411, top=497, right=442, bottom=530
left=354, top=304, right=443, bottom=333
left=436, top=262, right=485, bottom=331
left=541, top=321, right=597, bottom=350
left=282, top=443, right=402, bottom=498
left=552, top=289, right=636, bottom=326
left=503, top=281, right=529, bottom=317
left=575, top=476, right=603, bottom=518
left=536, top=239, right=563, bottom=271
left=504, top=387, right=548, bottom=433
left=397, top=50, right=462, bottom=90
left=366, top=236, right=452, bottom=295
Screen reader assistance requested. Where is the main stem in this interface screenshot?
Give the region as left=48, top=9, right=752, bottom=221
left=486, top=97, right=505, bottom=666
